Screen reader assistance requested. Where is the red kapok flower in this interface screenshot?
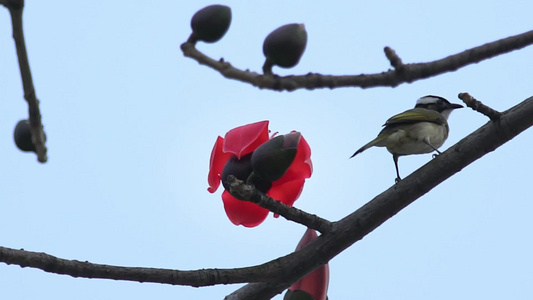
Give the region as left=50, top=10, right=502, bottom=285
left=286, top=228, right=329, bottom=300
left=207, top=120, right=312, bottom=227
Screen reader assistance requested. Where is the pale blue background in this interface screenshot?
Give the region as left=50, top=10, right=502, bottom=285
left=1, top=1, right=532, bottom=299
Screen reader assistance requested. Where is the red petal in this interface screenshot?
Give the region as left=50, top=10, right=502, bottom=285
left=268, top=179, right=305, bottom=208
left=289, top=229, right=330, bottom=300
left=277, top=133, right=312, bottom=183
left=295, top=228, right=318, bottom=250
left=208, top=136, right=232, bottom=193
left=289, top=259, right=329, bottom=300
left=222, top=191, right=269, bottom=227
left=223, top=121, right=270, bottom=159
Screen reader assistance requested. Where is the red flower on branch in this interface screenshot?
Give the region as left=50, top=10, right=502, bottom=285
left=286, top=228, right=329, bottom=300
left=208, top=120, right=312, bottom=227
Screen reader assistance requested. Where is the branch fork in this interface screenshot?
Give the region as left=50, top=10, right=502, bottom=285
left=225, top=175, right=333, bottom=233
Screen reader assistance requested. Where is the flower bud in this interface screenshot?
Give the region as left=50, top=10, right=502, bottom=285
left=221, top=153, right=272, bottom=196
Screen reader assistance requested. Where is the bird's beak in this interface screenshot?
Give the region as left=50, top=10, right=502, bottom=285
left=450, top=103, right=464, bottom=109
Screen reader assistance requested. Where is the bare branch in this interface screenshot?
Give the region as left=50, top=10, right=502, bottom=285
left=0, top=246, right=288, bottom=286
left=225, top=175, right=333, bottom=233
left=6, top=3, right=48, bottom=162
left=459, top=93, right=502, bottom=121
left=181, top=29, right=533, bottom=91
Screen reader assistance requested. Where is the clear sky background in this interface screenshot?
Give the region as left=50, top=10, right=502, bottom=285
left=1, top=1, right=532, bottom=299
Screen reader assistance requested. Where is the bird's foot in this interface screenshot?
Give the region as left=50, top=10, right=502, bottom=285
left=395, top=177, right=401, bottom=184
left=432, top=148, right=442, bottom=158
left=432, top=149, right=442, bottom=159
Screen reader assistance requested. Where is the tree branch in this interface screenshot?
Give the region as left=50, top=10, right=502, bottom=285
left=1, top=96, right=532, bottom=297
left=0, top=246, right=287, bottom=286
left=225, top=175, right=333, bottom=233
left=5, top=2, right=48, bottom=162
left=181, top=29, right=533, bottom=91
left=226, top=94, right=533, bottom=299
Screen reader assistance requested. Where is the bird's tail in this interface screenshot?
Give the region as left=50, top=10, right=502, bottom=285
left=350, top=136, right=386, bottom=158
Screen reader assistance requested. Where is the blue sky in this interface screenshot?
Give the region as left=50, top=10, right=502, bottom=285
left=1, top=1, right=532, bottom=299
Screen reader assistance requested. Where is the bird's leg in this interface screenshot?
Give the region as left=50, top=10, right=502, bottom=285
left=423, top=138, right=441, bottom=158
left=393, top=154, right=401, bottom=183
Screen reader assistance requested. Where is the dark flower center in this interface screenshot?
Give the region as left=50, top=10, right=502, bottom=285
left=221, top=153, right=272, bottom=196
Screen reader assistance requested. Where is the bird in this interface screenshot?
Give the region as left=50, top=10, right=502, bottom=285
left=350, top=95, right=463, bottom=182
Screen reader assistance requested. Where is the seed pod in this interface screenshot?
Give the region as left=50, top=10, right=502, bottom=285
left=190, top=5, right=232, bottom=43
left=263, top=23, right=307, bottom=74
left=6, top=0, right=24, bottom=10
left=14, top=119, right=35, bottom=152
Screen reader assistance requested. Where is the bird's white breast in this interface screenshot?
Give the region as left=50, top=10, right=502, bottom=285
left=384, top=122, right=448, bottom=155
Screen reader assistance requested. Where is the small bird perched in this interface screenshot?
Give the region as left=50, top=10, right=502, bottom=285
left=350, top=95, right=463, bottom=182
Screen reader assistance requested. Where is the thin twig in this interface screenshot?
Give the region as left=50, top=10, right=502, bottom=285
left=384, top=46, right=404, bottom=70
left=458, top=93, right=502, bottom=121
left=225, top=175, right=333, bottom=233
left=6, top=3, right=48, bottom=162
left=181, top=29, right=533, bottom=91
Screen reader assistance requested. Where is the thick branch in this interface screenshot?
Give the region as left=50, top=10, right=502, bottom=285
left=226, top=95, right=533, bottom=299
left=225, top=175, right=333, bottom=233
left=181, top=29, right=533, bottom=91
left=7, top=3, right=48, bottom=162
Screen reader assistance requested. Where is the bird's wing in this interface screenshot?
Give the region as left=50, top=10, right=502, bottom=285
left=384, top=108, right=446, bottom=127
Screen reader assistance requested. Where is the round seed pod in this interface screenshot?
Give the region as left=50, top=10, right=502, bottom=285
left=14, top=119, right=35, bottom=152
left=190, top=5, right=232, bottom=43
left=262, top=23, right=307, bottom=73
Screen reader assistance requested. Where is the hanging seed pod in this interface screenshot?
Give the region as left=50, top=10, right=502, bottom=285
left=14, top=119, right=35, bottom=152
left=189, top=5, right=232, bottom=44
left=262, top=23, right=307, bottom=74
